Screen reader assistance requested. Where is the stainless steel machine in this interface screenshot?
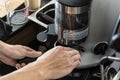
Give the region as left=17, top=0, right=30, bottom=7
left=28, top=0, right=114, bottom=69
left=28, top=0, right=120, bottom=80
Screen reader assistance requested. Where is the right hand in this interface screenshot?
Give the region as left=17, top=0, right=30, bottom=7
left=35, top=46, right=81, bottom=80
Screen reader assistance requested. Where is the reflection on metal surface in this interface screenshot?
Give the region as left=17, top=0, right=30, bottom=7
left=113, top=71, right=120, bottom=80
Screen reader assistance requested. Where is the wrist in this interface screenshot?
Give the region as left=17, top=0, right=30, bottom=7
left=0, top=62, right=47, bottom=80
left=34, top=62, right=48, bottom=80
left=18, top=62, right=47, bottom=80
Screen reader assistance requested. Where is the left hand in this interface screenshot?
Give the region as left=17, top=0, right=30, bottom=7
left=0, top=44, right=42, bottom=67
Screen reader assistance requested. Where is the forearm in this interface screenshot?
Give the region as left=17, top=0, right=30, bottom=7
left=0, top=62, right=45, bottom=80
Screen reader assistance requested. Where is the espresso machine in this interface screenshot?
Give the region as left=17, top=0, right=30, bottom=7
left=53, top=0, right=112, bottom=69
left=28, top=0, right=120, bottom=79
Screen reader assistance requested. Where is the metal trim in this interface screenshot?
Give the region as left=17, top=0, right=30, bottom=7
left=65, top=5, right=90, bottom=14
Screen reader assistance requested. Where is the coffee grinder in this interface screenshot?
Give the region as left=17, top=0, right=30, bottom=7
left=54, top=0, right=112, bottom=69
left=55, top=0, right=92, bottom=48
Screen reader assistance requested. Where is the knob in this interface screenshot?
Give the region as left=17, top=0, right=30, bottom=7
left=92, top=42, right=108, bottom=55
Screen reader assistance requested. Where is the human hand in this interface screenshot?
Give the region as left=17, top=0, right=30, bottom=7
left=35, top=46, right=81, bottom=80
left=0, top=44, right=42, bottom=67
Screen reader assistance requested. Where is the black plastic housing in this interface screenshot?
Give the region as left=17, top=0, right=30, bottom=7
left=57, top=0, right=92, bottom=7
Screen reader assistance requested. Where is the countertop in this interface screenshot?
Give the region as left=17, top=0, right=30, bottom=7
left=0, top=0, right=51, bottom=39
left=0, top=0, right=51, bottom=18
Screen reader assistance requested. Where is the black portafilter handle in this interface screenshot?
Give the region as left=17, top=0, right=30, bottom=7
left=100, top=33, right=120, bottom=64
left=16, top=32, right=48, bottom=64
left=17, top=57, right=37, bottom=64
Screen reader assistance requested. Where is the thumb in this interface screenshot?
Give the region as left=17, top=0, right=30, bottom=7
left=25, top=51, right=42, bottom=58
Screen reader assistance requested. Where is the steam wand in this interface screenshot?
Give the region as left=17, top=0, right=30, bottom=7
left=100, top=34, right=120, bottom=80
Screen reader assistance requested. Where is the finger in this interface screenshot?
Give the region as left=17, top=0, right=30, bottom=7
left=16, top=63, right=26, bottom=69
left=16, top=64, right=21, bottom=69
left=23, top=46, right=35, bottom=52
left=22, top=46, right=43, bottom=57
left=25, top=51, right=42, bottom=58
left=2, top=58, right=17, bottom=67
left=0, top=55, right=17, bottom=66
left=72, top=60, right=80, bottom=68
left=68, top=50, right=80, bottom=57
left=0, top=55, right=16, bottom=66
left=64, top=46, right=75, bottom=51
left=72, top=54, right=80, bottom=60
left=55, top=46, right=73, bottom=51
left=71, top=54, right=80, bottom=63
left=21, top=63, right=26, bottom=67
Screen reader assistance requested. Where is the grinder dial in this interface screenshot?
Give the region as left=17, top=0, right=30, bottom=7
left=92, top=42, right=108, bottom=55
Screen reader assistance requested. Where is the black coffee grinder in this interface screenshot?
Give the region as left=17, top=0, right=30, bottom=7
left=55, top=0, right=92, bottom=48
